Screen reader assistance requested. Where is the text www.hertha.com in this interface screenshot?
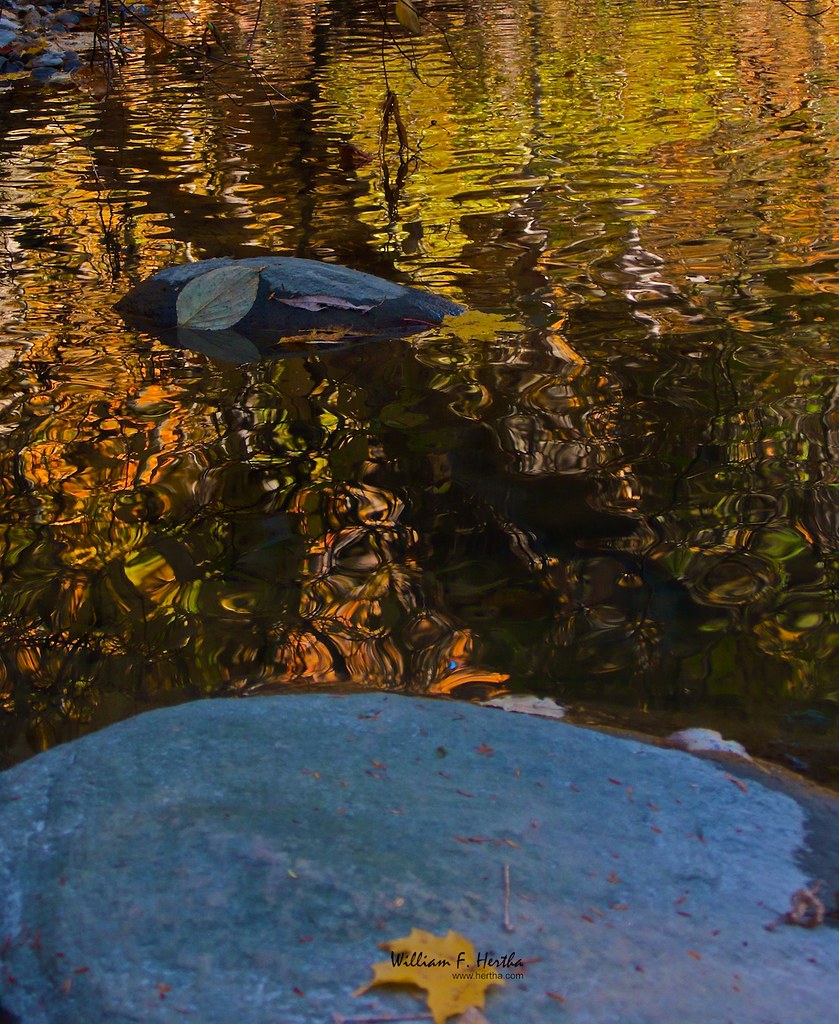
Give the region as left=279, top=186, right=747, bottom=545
left=451, top=971, right=525, bottom=981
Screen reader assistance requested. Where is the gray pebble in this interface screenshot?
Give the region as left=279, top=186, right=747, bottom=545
left=28, top=50, right=64, bottom=68
left=30, top=64, right=57, bottom=81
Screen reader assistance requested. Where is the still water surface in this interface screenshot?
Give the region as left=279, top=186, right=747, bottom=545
left=2, top=0, right=839, bottom=782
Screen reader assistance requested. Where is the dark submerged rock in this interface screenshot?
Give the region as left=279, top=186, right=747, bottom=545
left=116, top=257, right=464, bottom=356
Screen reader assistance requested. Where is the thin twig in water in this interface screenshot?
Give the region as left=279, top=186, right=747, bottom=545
left=332, top=1014, right=433, bottom=1024
left=768, top=0, right=831, bottom=20
left=503, top=862, right=514, bottom=933
left=247, top=0, right=264, bottom=54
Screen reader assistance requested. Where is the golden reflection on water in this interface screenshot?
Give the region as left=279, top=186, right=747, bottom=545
left=1, top=0, right=839, bottom=777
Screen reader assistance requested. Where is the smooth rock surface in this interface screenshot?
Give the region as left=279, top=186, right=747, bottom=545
left=115, top=257, right=465, bottom=355
left=1, top=693, right=838, bottom=1024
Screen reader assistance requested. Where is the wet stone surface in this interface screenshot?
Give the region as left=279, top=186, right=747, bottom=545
left=1, top=694, right=839, bottom=1024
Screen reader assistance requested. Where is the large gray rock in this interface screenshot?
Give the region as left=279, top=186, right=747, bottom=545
left=1, top=694, right=838, bottom=1023
left=115, top=258, right=464, bottom=357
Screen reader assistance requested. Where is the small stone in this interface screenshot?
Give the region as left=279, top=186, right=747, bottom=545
left=0, top=29, right=17, bottom=47
left=30, top=64, right=57, bottom=81
left=664, top=728, right=751, bottom=760
left=56, top=11, right=81, bottom=26
left=28, top=50, right=64, bottom=68
left=481, top=694, right=567, bottom=719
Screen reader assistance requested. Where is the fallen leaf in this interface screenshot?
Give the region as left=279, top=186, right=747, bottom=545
left=480, top=695, right=566, bottom=720
left=396, top=0, right=422, bottom=34
left=176, top=264, right=263, bottom=330
left=441, top=309, right=525, bottom=343
left=276, top=294, right=375, bottom=313
left=787, top=881, right=825, bottom=928
left=273, top=326, right=358, bottom=347
left=355, top=928, right=504, bottom=1024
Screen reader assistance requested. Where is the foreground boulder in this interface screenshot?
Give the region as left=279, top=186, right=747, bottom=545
left=1, top=694, right=839, bottom=1023
left=115, top=258, right=464, bottom=358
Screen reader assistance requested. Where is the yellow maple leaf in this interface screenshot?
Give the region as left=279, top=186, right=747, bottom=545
left=441, top=310, right=525, bottom=343
left=354, top=928, right=504, bottom=1024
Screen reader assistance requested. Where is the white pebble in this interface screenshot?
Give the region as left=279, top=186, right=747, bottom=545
left=664, top=728, right=751, bottom=760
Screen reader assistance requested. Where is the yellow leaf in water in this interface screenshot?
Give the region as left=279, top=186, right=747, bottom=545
left=396, top=0, right=422, bottom=35
left=442, top=310, right=525, bottom=343
left=273, top=326, right=354, bottom=347
left=355, top=928, right=504, bottom=1024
